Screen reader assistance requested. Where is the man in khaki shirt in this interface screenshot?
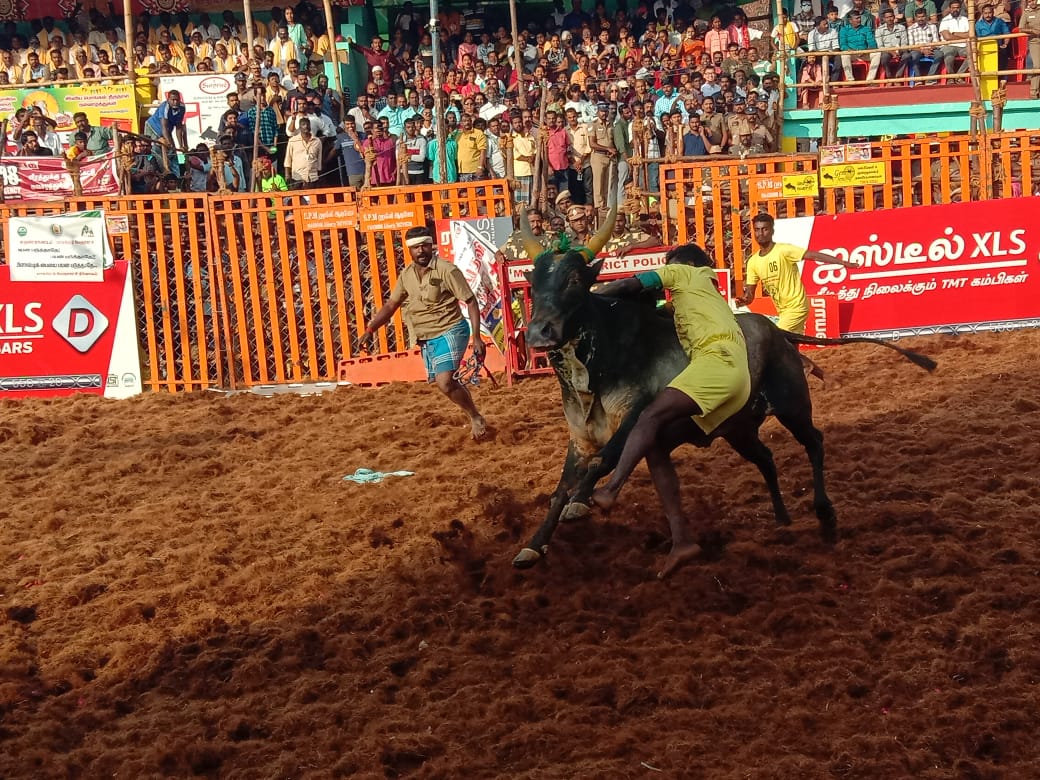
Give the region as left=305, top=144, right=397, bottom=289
left=588, top=102, right=617, bottom=217
left=1022, top=0, right=1040, bottom=99
left=363, top=226, right=489, bottom=439
left=284, top=117, right=322, bottom=186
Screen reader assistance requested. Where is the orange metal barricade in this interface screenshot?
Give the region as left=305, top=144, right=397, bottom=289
left=0, top=133, right=1036, bottom=390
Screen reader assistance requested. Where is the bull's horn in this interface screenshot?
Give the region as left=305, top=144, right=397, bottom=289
left=585, top=207, right=617, bottom=258
left=518, top=208, right=547, bottom=261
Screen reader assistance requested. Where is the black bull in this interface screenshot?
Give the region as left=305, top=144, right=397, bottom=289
left=511, top=249, right=937, bottom=570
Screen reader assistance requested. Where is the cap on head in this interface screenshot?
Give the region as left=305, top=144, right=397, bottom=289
left=555, top=189, right=572, bottom=205
left=566, top=205, right=586, bottom=220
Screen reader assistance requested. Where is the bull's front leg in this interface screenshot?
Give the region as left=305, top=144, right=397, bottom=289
left=513, top=441, right=585, bottom=569
left=559, top=407, right=644, bottom=521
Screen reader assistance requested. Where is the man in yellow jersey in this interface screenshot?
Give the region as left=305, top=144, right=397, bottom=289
left=590, top=243, right=751, bottom=578
left=735, top=212, right=860, bottom=334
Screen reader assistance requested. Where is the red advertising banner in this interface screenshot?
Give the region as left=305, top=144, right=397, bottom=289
left=0, top=263, right=141, bottom=398
left=776, top=198, right=1040, bottom=337
left=1, top=156, right=120, bottom=202
left=746, top=296, right=839, bottom=348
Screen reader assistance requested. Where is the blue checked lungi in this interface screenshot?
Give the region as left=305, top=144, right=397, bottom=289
left=419, top=318, right=470, bottom=382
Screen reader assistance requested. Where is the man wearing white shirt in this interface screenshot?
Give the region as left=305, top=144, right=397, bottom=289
left=930, top=0, right=969, bottom=77
left=808, top=16, right=842, bottom=81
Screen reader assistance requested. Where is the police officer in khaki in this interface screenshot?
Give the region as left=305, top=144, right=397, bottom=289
left=589, top=102, right=617, bottom=219
left=1022, top=0, right=1040, bottom=100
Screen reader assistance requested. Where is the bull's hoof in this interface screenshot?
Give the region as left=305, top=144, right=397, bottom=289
left=512, top=547, right=543, bottom=569
left=561, top=502, right=591, bottom=521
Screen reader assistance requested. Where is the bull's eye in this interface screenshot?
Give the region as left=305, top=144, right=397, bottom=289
left=566, top=270, right=581, bottom=289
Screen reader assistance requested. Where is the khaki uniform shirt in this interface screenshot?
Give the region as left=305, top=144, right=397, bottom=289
left=499, top=230, right=556, bottom=262
left=391, top=256, right=476, bottom=342
left=603, top=230, right=652, bottom=254
left=591, top=119, right=616, bottom=154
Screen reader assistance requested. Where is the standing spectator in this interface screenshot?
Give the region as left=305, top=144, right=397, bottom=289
left=144, top=89, right=188, bottom=175
left=403, top=118, right=428, bottom=184
left=284, top=116, right=322, bottom=187
left=455, top=112, right=487, bottom=181
left=511, top=112, right=535, bottom=204
left=333, top=123, right=367, bottom=187
left=930, top=0, right=969, bottom=79
left=1021, top=0, right=1040, bottom=99
left=73, top=112, right=114, bottom=155
left=839, top=10, right=881, bottom=81
left=974, top=4, right=1010, bottom=76
left=612, top=101, right=633, bottom=205
left=589, top=101, right=617, bottom=216
left=363, top=122, right=397, bottom=186
left=564, top=106, right=593, bottom=204
left=876, top=8, right=912, bottom=78
left=546, top=110, right=571, bottom=191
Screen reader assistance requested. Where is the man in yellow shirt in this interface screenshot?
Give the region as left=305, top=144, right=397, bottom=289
left=590, top=243, right=750, bottom=578
left=736, top=213, right=859, bottom=334
left=455, top=113, right=487, bottom=181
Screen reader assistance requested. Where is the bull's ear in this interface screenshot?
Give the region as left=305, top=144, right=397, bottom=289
left=523, top=270, right=533, bottom=284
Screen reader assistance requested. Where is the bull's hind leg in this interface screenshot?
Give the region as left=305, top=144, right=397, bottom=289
left=723, top=426, right=792, bottom=528
left=513, top=441, right=584, bottom=568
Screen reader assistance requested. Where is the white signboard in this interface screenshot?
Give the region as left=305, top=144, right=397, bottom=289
left=157, top=72, right=236, bottom=148
left=8, top=210, right=111, bottom=282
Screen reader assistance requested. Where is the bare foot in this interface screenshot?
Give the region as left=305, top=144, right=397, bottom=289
left=590, top=487, right=616, bottom=512
left=470, top=415, right=488, bottom=440
left=657, top=541, right=702, bottom=579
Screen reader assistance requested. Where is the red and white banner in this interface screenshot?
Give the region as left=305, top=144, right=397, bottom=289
left=506, top=249, right=733, bottom=302
left=0, top=156, right=120, bottom=202
left=0, top=262, right=141, bottom=398
left=776, top=198, right=1040, bottom=337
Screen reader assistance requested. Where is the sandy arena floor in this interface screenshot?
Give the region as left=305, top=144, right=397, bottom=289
left=1, top=329, right=1039, bottom=779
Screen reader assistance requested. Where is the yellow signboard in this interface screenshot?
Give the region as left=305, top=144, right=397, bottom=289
left=781, top=173, right=819, bottom=197
left=0, top=84, right=137, bottom=133
left=819, top=161, right=887, bottom=188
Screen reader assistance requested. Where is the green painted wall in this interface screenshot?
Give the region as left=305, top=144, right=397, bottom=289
left=783, top=101, right=1040, bottom=139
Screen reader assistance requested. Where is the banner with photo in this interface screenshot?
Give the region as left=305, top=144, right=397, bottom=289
left=156, top=72, right=236, bottom=148
left=0, top=84, right=137, bottom=136
left=0, top=156, right=120, bottom=202
left=437, top=217, right=513, bottom=350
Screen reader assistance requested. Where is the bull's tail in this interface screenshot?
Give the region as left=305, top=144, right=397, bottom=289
left=784, top=333, right=938, bottom=372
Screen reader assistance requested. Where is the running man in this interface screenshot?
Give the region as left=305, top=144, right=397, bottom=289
left=590, top=243, right=751, bottom=578
left=363, top=226, right=489, bottom=440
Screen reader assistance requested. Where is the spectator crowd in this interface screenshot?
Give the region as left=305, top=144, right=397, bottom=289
left=0, top=0, right=1034, bottom=197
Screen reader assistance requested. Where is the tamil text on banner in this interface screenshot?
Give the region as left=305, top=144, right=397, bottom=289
left=8, top=211, right=113, bottom=282
left=0, top=156, right=120, bottom=202
left=157, top=73, right=236, bottom=148
left=0, top=84, right=137, bottom=139
left=773, top=198, right=1040, bottom=337
left=0, top=262, right=141, bottom=398
left=441, top=217, right=513, bottom=347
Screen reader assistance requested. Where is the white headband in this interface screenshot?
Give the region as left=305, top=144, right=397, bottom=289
left=405, top=236, right=433, bottom=247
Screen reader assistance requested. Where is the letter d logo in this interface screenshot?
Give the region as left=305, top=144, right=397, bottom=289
left=53, top=295, right=110, bottom=353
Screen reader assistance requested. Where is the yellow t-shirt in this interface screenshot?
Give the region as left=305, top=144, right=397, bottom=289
left=644, top=264, right=744, bottom=359
left=745, top=242, right=808, bottom=321
left=512, top=133, right=535, bottom=177
left=456, top=129, right=487, bottom=174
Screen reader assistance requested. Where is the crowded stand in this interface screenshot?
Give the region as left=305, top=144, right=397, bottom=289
left=0, top=0, right=1035, bottom=200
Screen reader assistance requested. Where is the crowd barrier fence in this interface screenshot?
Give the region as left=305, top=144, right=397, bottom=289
left=0, top=131, right=1036, bottom=390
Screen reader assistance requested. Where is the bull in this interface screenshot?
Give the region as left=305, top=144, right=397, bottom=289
left=510, top=208, right=936, bottom=571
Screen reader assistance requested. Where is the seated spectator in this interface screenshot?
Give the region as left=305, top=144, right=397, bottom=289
left=876, top=8, right=912, bottom=78
left=839, top=10, right=881, bottom=81
left=907, top=8, right=941, bottom=79
left=974, top=4, right=1010, bottom=75
left=808, top=16, right=843, bottom=82
left=930, top=0, right=969, bottom=79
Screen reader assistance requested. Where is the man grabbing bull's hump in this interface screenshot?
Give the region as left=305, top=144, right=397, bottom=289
left=590, top=244, right=750, bottom=578
left=363, top=226, right=489, bottom=440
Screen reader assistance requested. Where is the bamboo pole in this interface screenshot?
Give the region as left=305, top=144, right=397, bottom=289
left=509, top=0, right=526, bottom=109
left=531, top=82, right=548, bottom=212
left=430, top=0, right=447, bottom=184
left=250, top=86, right=262, bottom=191
left=243, top=0, right=256, bottom=64
left=774, top=0, right=787, bottom=146
left=123, top=0, right=133, bottom=68
left=320, top=0, right=345, bottom=100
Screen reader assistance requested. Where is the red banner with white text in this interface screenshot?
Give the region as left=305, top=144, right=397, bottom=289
left=775, top=198, right=1040, bottom=337
left=0, top=263, right=141, bottom=398
left=1, top=156, right=120, bottom=202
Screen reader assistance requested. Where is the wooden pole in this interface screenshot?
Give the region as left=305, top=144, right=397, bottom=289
left=774, top=0, right=787, bottom=148
left=243, top=0, right=256, bottom=65
left=250, top=87, right=262, bottom=191
left=964, top=0, right=992, bottom=198
left=509, top=0, right=526, bottom=109
left=320, top=0, right=345, bottom=100
left=123, top=0, right=134, bottom=67
left=531, top=82, right=548, bottom=212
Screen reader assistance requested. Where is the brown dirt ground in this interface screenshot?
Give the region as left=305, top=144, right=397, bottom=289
left=2, top=329, right=1040, bottom=779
